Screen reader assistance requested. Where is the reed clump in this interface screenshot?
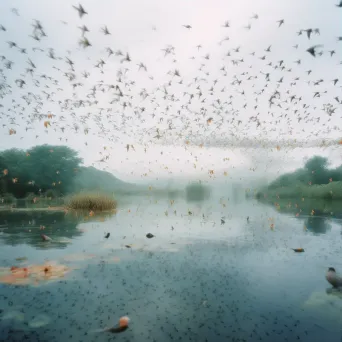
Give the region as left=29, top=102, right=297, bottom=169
left=66, top=192, right=117, bottom=211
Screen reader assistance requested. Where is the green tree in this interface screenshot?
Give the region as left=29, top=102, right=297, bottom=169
left=268, top=155, right=334, bottom=189
left=25, top=145, right=83, bottom=195
left=0, top=145, right=82, bottom=198
left=304, top=156, right=329, bottom=184
left=0, top=148, right=31, bottom=197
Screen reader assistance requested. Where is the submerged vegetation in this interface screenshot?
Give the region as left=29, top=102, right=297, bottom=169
left=66, top=192, right=117, bottom=211
left=257, top=156, right=342, bottom=200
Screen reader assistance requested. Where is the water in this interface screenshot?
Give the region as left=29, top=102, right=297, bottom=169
left=1, top=195, right=342, bottom=342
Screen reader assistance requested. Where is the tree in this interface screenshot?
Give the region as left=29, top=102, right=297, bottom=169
left=25, top=145, right=83, bottom=195
left=0, top=144, right=138, bottom=199
left=304, top=156, right=329, bottom=185
left=0, top=145, right=82, bottom=198
left=0, top=148, right=31, bottom=197
left=305, top=156, right=328, bottom=172
left=268, top=155, right=334, bottom=189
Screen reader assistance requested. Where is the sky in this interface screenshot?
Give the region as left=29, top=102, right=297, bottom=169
left=0, top=0, right=341, bottom=185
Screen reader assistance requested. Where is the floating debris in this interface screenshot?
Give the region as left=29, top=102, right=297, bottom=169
left=0, top=262, right=72, bottom=286
left=15, top=257, right=28, bottom=262
left=292, top=248, right=305, bottom=253
left=92, top=316, right=130, bottom=334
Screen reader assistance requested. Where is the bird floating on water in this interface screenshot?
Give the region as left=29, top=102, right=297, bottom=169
left=326, top=267, right=342, bottom=288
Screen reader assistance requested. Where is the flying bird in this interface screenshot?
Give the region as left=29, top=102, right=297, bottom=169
left=101, top=26, right=110, bottom=35
left=73, top=4, right=87, bottom=18
left=306, top=45, right=323, bottom=57
left=277, top=19, right=284, bottom=27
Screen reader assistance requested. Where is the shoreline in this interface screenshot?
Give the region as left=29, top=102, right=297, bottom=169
left=0, top=206, right=66, bottom=212
left=0, top=207, right=119, bottom=213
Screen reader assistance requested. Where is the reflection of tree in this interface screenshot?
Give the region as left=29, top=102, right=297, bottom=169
left=259, top=198, right=342, bottom=218
left=305, top=215, right=331, bottom=235
left=185, top=182, right=211, bottom=203
left=0, top=211, right=83, bottom=249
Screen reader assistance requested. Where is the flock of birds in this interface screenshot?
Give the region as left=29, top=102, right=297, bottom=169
left=0, top=2, right=341, bottom=180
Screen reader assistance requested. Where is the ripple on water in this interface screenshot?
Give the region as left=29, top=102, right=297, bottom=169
left=28, top=313, right=51, bottom=328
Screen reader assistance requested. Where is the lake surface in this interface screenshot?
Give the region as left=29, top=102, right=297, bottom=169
left=1, top=195, right=342, bottom=342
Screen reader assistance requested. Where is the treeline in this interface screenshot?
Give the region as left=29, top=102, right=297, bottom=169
left=0, top=144, right=215, bottom=202
left=256, top=156, right=342, bottom=200
left=0, top=144, right=132, bottom=199
left=0, top=145, right=82, bottom=198
left=268, top=156, right=342, bottom=189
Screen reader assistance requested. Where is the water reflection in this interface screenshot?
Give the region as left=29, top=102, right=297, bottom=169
left=0, top=197, right=342, bottom=341
left=0, top=211, right=83, bottom=249
left=257, top=198, right=342, bottom=235
left=185, top=182, right=211, bottom=203
left=305, top=216, right=332, bottom=235
left=326, top=287, right=342, bottom=299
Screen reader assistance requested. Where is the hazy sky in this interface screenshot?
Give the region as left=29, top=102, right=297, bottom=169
left=0, top=0, right=341, bottom=184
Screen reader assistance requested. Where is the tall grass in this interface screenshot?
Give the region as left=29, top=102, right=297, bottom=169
left=256, top=181, right=342, bottom=200
left=66, top=192, right=117, bottom=211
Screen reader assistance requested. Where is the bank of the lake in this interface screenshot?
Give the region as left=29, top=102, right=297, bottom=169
left=256, top=181, right=342, bottom=201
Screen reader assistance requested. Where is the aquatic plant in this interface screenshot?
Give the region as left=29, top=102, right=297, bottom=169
left=66, top=192, right=117, bottom=211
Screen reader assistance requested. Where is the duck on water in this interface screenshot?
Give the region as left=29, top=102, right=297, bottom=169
left=326, top=267, right=342, bottom=288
